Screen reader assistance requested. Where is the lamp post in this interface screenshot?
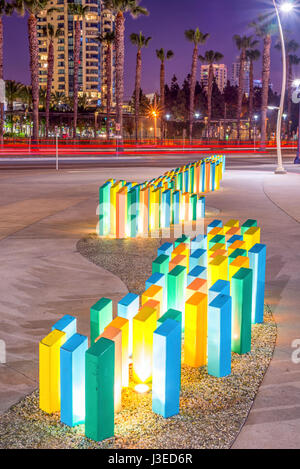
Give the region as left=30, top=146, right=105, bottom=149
left=253, top=114, right=259, bottom=151
left=272, top=0, right=294, bottom=174
left=292, top=79, right=300, bottom=163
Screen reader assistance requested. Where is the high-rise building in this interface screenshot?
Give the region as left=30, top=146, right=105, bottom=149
left=200, top=64, right=228, bottom=92
left=37, top=0, right=115, bottom=107
left=231, top=59, right=250, bottom=96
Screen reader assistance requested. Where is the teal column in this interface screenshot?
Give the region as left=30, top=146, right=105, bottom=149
left=153, top=254, right=170, bottom=275
left=231, top=267, right=253, bottom=354
left=190, top=248, right=207, bottom=270
left=99, top=181, right=112, bottom=236
left=157, top=308, right=182, bottom=328
left=241, top=219, right=257, bottom=235
left=172, top=190, right=180, bottom=225
left=90, top=298, right=113, bottom=344
left=85, top=337, right=115, bottom=442
left=161, top=189, right=171, bottom=228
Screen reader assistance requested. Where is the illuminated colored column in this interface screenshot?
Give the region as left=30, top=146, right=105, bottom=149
left=189, top=248, right=207, bottom=270
left=209, top=234, right=225, bottom=249
left=108, top=317, right=129, bottom=387
left=208, top=279, right=230, bottom=303
left=184, top=292, right=207, bottom=367
left=167, top=265, right=186, bottom=315
left=153, top=254, right=170, bottom=275
left=244, top=226, right=260, bottom=251
left=205, top=162, right=210, bottom=192
left=99, top=181, right=112, bottom=236
left=241, top=219, right=257, bottom=235
left=248, top=243, right=266, bottom=324
left=211, top=161, right=216, bottom=191
left=207, top=294, right=232, bottom=377
left=39, top=329, right=67, bottom=414
left=132, top=305, right=157, bottom=383
left=228, top=248, right=247, bottom=265
left=139, top=186, right=149, bottom=235
left=128, top=186, right=139, bottom=237
left=150, top=187, right=160, bottom=231
left=51, top=314, right=76, bottom=340
left=224, top=219, right=239, bottom=233
left=226, top=234, right=243, bottom=249
left=201, top=161, right=205, bottom=192
left=191, top=194, right=198, bottom=221
left=142, top=285, right=163, bottom=318
left=172, top=190, right=180, bottom=225
left=60, top=333, right=88, bottom=426
left=175, top=234, right=190, bottom=247
left=152, top=319, right=181, bottom=418
left=85, top=337, right=114, bottom=442
left=208, top=255, right=228, bottom=288
left=98, top=326, right=122, bottom=413
left=158, top=242, right=173, bottom=259
left=110, top=181, right=122, bottom=237
left=157, top=308, right=182, bottom=328
left=161, top=189, right=171, bottom=228
left=207, top=219, right=222, bottom=232
left=229, top=255, right=249, bottom=282
left=116, top=186, right=127, bottom=238
left=195, top=164, right=200, bottom=193
left=146, top=272, right=167, bottom=313
left=90, top=298, right=113, bottom=344
left=197, top=196, right=205, bottom=218
left=186, top=278, right=207, bottom=299
left=191, top=234, right=207, bottom=252
left=187, top=265, right=207, bottom=284
left=231, top=267, right=253, bottom=354
left=118, top=292, right=139, bottom=357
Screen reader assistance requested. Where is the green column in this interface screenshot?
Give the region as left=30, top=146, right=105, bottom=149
left=167, top=265, right=186, bottom=313
left=90, top=298, right=113, bottom=343
left=157, top=308, right=182, bottom=328
left=99, top=181, right=112, bottom=236
left=231, top=267, right=253, bottom=354
left=85, top=337, right=115, bottom=442
left=152, top=254, right=170, bottom=275
left=189, top=165, right=195, bottom=193
left=241, top=219, right=257, bottom=235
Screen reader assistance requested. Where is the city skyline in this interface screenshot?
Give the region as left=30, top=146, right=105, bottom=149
left=2, top=0, right=300, bottom=100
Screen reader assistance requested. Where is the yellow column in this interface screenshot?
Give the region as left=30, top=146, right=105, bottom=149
left=39, top=329, right=67, bottom=414
left=208, top=255, right=228, bottom=288
left=184, top=292, right=208, bottom=367
left=132, top=306, right=157, bottom=383
left=244, top=226, right=260, bottom=251
left=107, top=317, right=129, bottom=388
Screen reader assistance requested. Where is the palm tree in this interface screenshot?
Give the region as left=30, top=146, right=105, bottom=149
left=199, top=50, right=223, bottom=138
left=5, top=80, right=23, bottom=112
left=19, top=84, right=32, bottom=114
left=39, top=87, right=46, bottom=110
left=246, top=44, right=260, bottom=139
left=42, top=23, right=61, bottom=138
left=250, top=14, right=277, bottom=146
left=130, top=32, right=151, bottom=141
left=275, top=38, right=299, bottom=137
left=68, top=3, right=89, bottom=138
left=0, top=1, right=13, bottom=141
left=94, top=31, right=116, bottom=139
left=103, top=0, right=149, bottom=145
left=156, top=48, right=174, bottom=140
left=233, top=35, right=255, bottom=140
left=14, top=0, right=52, bottom=141
left=185, top=28, right=209, bottom=141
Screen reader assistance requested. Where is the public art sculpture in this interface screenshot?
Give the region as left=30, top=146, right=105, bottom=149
left=38, top=155, right=266, bottom=443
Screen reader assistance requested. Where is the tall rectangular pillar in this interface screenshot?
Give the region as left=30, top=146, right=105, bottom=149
left=116, top=186, right=128, bottom=238
left=90, top=297, right=113, bottom=344
left=184, top=292, right=207, bottom=367
left=231, top=267, right=253, bottom=354
left=118, top=292, right=139, bottom=357
left=152, top=319, right=181, bottom=418
left=85, top=337, right=115, bottom=442
left=60, top=333, right=88, bottom=426
left=248, top=243, right=266, bottom=324
left=51, top=314, right=76, bottom=340
left=132, top=306, right=157, bottom=384
left=208, top=294, right=232, bottom=377
left=108, top=317, right=129, bottom=387
left=99, top=181, right=112, bottom=236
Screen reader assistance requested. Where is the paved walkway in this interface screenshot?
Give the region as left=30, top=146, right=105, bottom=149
left=0, top=163, right=300, bottom=448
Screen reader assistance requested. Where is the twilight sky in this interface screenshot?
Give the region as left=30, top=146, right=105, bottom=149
left=3, top=0, right=300, bottom=99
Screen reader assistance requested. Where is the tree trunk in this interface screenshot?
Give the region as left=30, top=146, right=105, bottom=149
left=160, top=61, right=165, bottom=142
left=134, top=48, right=141, bottom=142
left=261, top=34, right=271, bottom=147
left=189, top=44, right=198, bottom=142
left=73, top=18, right=81, bottom=138
left=28, top=14, right=39, bottom=141
left=115, top=11, right=124, bottom=145
left=248, top=59, right=254, bottom=140
left=0, top=17, right=4, bottom=143
left=106, top=43, right=112, bottom=140
left=207, top=63, right=213, bottom=138
left=237, top=49, right=245, bottom=140
left=46, top=38, right=54, bottom=139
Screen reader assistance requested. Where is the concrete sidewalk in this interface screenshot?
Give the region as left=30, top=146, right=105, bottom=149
left=0, top=164, right=299, bottom=448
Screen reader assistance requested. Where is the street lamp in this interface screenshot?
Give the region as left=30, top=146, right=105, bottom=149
left=293, top=79, right=300, bottom=163
left=254, top=114, right=259, bottom=151
left=272, top=0, right=295, bottom=174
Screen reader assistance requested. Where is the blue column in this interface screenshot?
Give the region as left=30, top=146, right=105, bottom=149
left=248, top=243, right=266, bottom=324
left=187, top=266, right=207, bottom=284
left=189, top=248, right=207, bottom=270
left=201, top=161, right=205, bottom=192
left=208, top=279, right=230, bottom=303
left=60, top=333, right=88, bottom=426
left=161, top=189, right=171, bottom=228
left=207, top=219, right=222, bottom=232
left=172, top=190, right=180, bottom=225
left=146, top=272, right=167, bottom=313
left=208, top=294, right=232, bottom=377
left=226, top=234, right=243, bottom=249
left=191, top=234, right=207, bottom=253
left=52, top=314, right=76, bottom=340
left=152, top=319, right=181, bottom=418
left=158, top=242, right=173, bottom=259
left=197, top=196, right=205, bottom=218
left=211, top=162, right=216, bottom=191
